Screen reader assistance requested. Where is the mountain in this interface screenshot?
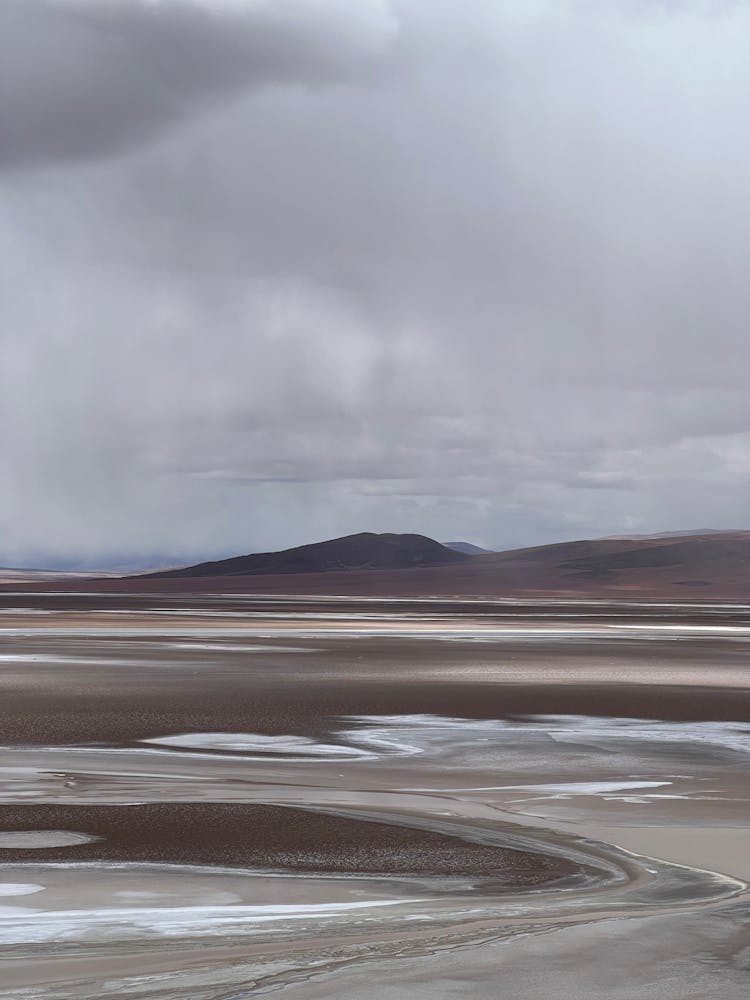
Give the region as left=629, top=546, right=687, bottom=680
left=465, top=532, right=750, bottom=592
left=442, top=541, right=494, bottom=555
left=8, top=530, right=749, bottom=600
left=148, top=532, right=469, bottom=579
left=136, top=530, right=750, bottom=598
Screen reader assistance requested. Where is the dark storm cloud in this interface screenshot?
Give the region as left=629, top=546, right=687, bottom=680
left=0, top=0, right=395, bottom=169
left=2, top=0, right=749, bottom=565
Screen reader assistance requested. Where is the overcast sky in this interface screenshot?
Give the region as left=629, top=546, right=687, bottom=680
left=2, top=0, right=749, bottom=567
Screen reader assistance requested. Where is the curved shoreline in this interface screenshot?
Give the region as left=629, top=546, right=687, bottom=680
left=1, top=797, right=744, bottom=946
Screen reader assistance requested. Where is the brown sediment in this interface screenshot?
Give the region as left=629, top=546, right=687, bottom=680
left=0, top=802, right=587, bottom=886
left=1, top=595, right=748, bottom=999
left=4, top=679, right=750, bottom=748
left=2, top=594, right=750, bottom=749
left=2, top=626, right=750, bottom=746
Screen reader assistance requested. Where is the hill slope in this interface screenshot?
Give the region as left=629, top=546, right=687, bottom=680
left=463, top=531, right=750, bottom=593
left=7, top=531, right=748, bottom=600
left=149, top=532, right=468, bottom=579
left=134, top=530, right=750, bottom=598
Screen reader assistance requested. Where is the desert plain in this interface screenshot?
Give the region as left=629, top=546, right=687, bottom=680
left=0, top=592, right=749, bottom=998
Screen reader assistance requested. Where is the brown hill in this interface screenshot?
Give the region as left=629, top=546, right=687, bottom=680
left=459, top=531, right=750, bottom=597
left=4, top=531, right=749, bottom=600
left=139, top=530, right=750, bottom=599
left=146, top=532, right=468, bottom=579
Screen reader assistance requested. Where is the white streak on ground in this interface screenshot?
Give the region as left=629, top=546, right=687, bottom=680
left=0, top=831, right=99, bottom=848
left=0, top=883, right=44, bottom=896
left=0, top=899, right=423, bottom=944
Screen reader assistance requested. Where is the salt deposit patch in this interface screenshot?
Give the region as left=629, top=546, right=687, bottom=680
left=140, top=732, right=373, bottom=760
left=0, top=899, right=420, bottom=944
left=461, top=781, right=671, bottom=795
left=0, top=884, right=44, bottom=896
left=0, top=831, right=98, bottom=848
left=168, top=643, right=313, bottom=653
left=342, top=714, right=750, bottom=760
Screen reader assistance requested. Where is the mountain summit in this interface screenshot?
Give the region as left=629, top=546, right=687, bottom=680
left=149, top=532, right=468, bottom=579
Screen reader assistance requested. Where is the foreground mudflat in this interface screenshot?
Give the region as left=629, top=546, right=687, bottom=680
left=1, top=596, right=749, bottom=997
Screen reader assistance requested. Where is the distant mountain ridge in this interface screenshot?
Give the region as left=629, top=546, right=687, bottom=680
left=134, top=529, right=750, bottom=598
left=7, top=529, right=749, bottom=600
left=148, top=532, right=468, bottom=579
left=442, top=541, right=494, bottom=555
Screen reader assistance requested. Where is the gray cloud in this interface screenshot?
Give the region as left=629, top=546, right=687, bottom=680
left=0, top=0, right=396, bottom=169
left=2, top=0, right=749, bottom=566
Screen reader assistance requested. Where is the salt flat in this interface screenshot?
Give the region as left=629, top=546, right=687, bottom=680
left=1, top=595, right=749, bottom=998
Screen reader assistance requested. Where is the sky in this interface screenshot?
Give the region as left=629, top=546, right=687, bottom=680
left=2, top=0, right=749, bottom=568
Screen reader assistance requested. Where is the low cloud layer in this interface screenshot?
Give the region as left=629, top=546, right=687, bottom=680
left=2, top=0, right=749, bottom=566
left=0, top=0, right=395, bottom=169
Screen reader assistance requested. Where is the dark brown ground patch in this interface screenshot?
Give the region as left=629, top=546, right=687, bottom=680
left=3, top=619, right=750, bottom=746
left=0, top=802, right=587, bottom=888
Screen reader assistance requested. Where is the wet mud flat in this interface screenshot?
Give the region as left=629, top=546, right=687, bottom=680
left=2, top=594, right=750, bottom=748
left=1, top=594, right=750, bottom=998
left=0, top=802, right=588, bottom=886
